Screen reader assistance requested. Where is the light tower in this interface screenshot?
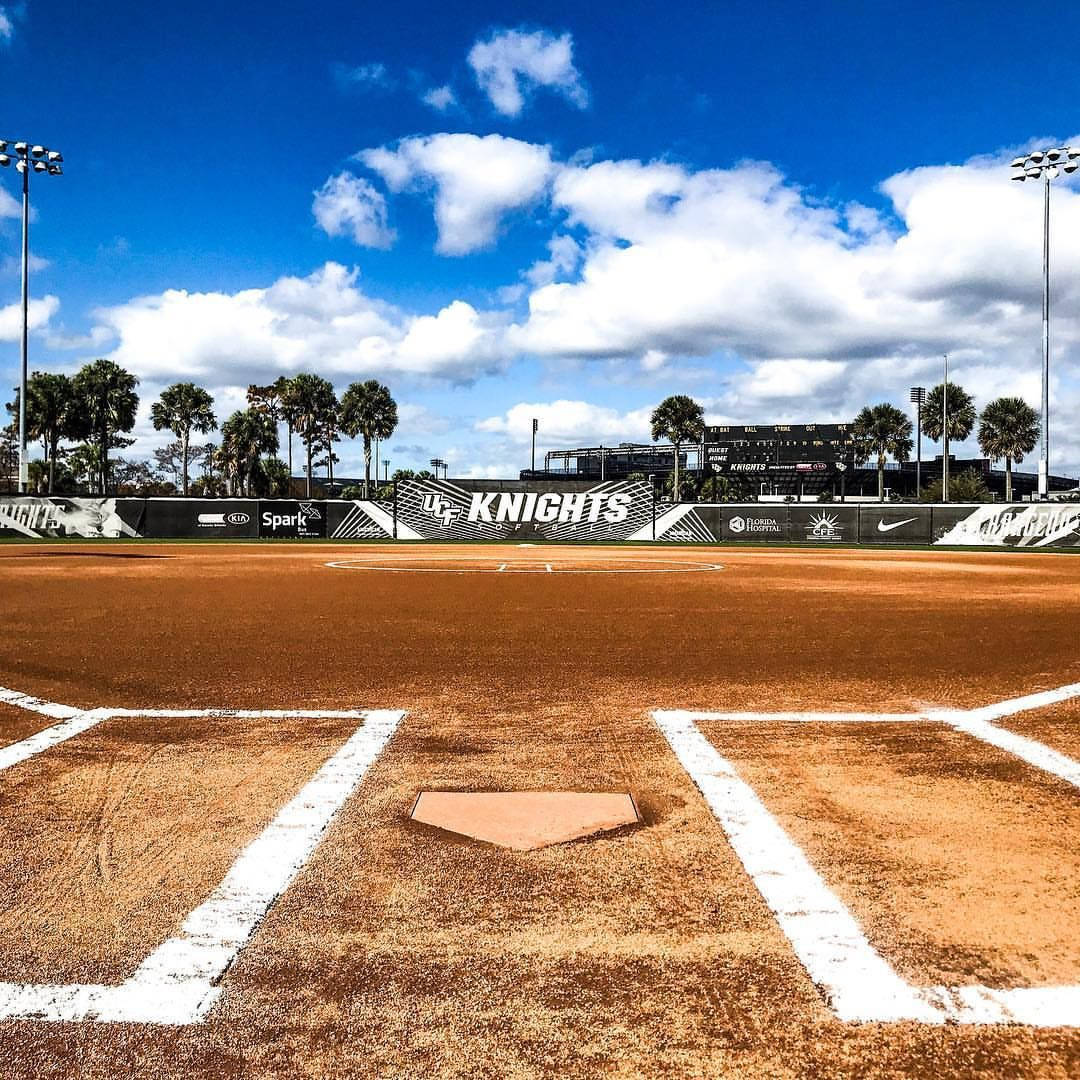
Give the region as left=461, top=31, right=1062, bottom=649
left=0, top=139, right=64, bottom=492
left=1009, top=146, right=1080, bottom=499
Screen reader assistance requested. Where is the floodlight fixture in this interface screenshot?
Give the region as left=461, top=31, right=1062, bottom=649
left=13, top=141, right=27, bottom=154
left=0, top=155, right=9, bottom=168
left=46, top=150, right=62, bottom=162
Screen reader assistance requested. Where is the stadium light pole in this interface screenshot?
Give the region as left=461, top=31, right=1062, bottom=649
left=1010, top=146, right=1080, bottom=500
left=531, top=417, right=538, bottom=473
left=942, top=354, right=949, bottom=503
left=429, top=457, right=446, bottom=480
left=909, top=386, right=926, bottom=495
left=0, top=139, right=64, bottom=493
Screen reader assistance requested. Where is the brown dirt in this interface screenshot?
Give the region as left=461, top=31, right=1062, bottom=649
left=0, top=711, right=364, bottom=984
left=0, top=702, right=57, bottom=749
left=0, top=542, right=1079, bottom=1078
left=996, top=702, right=1080, bottom=762
left=703, top=719, right=1080, bottom=989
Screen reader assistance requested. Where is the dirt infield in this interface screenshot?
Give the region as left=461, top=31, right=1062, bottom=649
left=1, top=542, right=1079, bottom=1077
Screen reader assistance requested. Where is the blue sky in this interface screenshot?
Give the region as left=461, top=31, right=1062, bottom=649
left=3, top=0, right=1080, bottom=478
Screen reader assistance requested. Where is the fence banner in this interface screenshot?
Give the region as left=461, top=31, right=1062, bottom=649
left=145, top=498, right=258, bottom=538
left=326, top=499, right=406, bottom=540
left=789, top=505, right=859, bottom=544
left=860, top=505, right=933, bottom=545
left=931, top=503, right=1080, bottom=547
left=0, top=497, right=144, bottom=538
left=394, top=479, right=653, bottom=541
left=721, top=506, right=789, bottom=541
left=258, top=500, right=327, bottom=539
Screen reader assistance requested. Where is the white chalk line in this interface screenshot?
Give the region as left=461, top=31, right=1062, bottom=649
left=324, top=556, right=725, bottom=575
left=654, top=680, right=1080, bottom=1026
left=0, top=685, right=404, bottom=1024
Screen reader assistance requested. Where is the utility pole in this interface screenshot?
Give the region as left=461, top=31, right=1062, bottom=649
left=942, top=354, right=949, bottom=503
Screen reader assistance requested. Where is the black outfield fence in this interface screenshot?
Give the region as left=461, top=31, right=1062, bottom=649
left=1, top=483, right=1079, bottom=548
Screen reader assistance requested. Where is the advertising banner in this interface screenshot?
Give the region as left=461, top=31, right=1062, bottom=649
left=0, top=497, right=144, bottom=538
left=326, top=500, right=397, bottom=540
left=931, top=503, right=1080, bottom=547
left=145, top=498, right=258, bottom=539
left=721, top=506, right=789, bottom=541
left=859, top=505, right=933, bottom=545
left=789, top=505, right=859, bottom=544
left=258, top=500, right=327, bottom=539
left=394, top=479, right=653, bottom=541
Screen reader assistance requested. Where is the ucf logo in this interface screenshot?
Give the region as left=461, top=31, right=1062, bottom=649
left=421, top=492, right=460, bottom=526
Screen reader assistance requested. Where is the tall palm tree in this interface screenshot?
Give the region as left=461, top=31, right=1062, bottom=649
left=151, top=382, right=217, bottom=496
left=977, top=396, right=1039, bottom=502
left=921, top=382, right=976, bottom=498
left=70, top=359, right=139, bottom=494
left=287, top=374, right=338, bottom=497
left=275, top=376, right=301, bottom=488
left=219, top=409, right=279, bottom=496
left=25, top=371, right=77, bottom=494
left=852, top=403, right=913, bottom=501
left=650, top=395, right=704, bottom=502
left=339, top=380, right=398, bottom=498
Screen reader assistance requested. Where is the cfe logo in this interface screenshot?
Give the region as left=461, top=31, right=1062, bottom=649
left=421, top=492, right=461, bottom=527
left=807, top=512, right=842, bottom=540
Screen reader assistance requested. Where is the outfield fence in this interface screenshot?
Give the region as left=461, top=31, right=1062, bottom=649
left=2, top=480, right=1079, bottom=548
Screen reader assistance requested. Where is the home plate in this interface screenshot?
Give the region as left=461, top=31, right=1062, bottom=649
left=410, top=791, right=640, bottom=850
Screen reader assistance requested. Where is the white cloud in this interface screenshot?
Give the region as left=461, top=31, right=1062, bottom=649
left=0, top=295, right=60, bottom=341
left=94, top=262, right=508, bottom=385
left=357, top=133, right=554, bottom=254
left=467, top=28, right=587, bottom=117
left=333, top=62, right=392, bottom=90
left=2, top=252, right=50, bottom=275
left=523, top=233, right=581, bottom=287
left=477, top=399, right=653, bottom=445
left=0, top=9, right=13, bottom=43
left=422, top=85, right=456, bottom=111
left=0, top=186, right=20, bottom=218
left=312, top=172, right=395, bottom=249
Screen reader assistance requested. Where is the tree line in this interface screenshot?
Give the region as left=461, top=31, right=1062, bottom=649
left=850, top=385, right=1039, bottom=501
left=3, top=362, right=400, bottom=499
left=647, top=388, right=1041, bottom=502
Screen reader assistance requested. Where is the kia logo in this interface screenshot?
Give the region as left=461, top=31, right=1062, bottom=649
left=226, top=512, right=250, bottom=525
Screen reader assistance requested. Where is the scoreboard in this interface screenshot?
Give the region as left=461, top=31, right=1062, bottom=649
left=704, top=424, right=858, bottom=475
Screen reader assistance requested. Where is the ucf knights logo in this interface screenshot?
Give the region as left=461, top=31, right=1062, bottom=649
left=421, top=492, right=461, bottom=527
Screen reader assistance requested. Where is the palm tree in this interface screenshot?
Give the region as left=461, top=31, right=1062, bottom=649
left=287, top=374, right=338, bottom=497
left=650, top=395, right=704, bottom=502
left=852, top=403, right=913, bottom=501
left=151, top=383, right=217, bottom=496
left=25, top=371, right=77, bottom=494
left=70, top=359, right=139, bottom=494
left=219, top=409, right=279, bottom=496
left=977, top=396, right=1039, bottom=502
left=275, top=376, right=301, bottom=488
left=339, top=380, right=398, bottom=498
left=921, top=382, right=976, bottom=499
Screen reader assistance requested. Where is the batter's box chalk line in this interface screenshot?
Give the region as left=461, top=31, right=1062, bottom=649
left=0, top=685, right=404, bottom=1024
left=654, top=680, right=1080, bottom=1027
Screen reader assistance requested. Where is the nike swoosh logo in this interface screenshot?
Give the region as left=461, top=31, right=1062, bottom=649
left=877, top=517, right=918, bottom=533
